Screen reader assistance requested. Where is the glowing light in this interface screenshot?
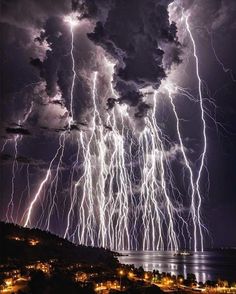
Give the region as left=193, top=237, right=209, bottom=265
left=8, top=4, right=208, bottom=252
left=5, top=279, right=12, bottom=287
left=6, top=134, right=19, bottom=223
left=6, top=102, right=34, bottom=223
left=128, top=272, right=134, bottom=278
left=24, top=133, right=66, bottom=227
left=64, top=14, right=80, bottom=28
left=64, top=14, right=80, bottom=126
left=185, top=13, right=206, bottom=252
left=29, top=239, right=40, bottom=246
left=64, top=68, right=132, bottom=250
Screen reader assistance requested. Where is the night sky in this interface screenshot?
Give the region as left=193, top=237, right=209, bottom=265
left=0, top=0, right=236, bottom=249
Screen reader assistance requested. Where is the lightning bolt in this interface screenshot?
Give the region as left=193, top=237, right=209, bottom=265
left=64, top=71, right=132, bottom=250
left=6, top=102, right=34, bottom=222
left=5, top=9, right=210, bottom=252
left=166, top=83, right=198, bottom=251
left=185, top=14, right=206, bottom=252
left=209, top=30, right=236, bottom=82
left=138, top=91, right=182, bottom=251
left=69, top=22, right=76, bottom=125
left=23, top=132, right=66, bottom=227
left=6, top=134, right=19, bottom=222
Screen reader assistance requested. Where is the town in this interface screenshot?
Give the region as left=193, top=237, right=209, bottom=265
left=1, top=256, right=236, bottom=293
left=1, top=222, right=236, bottom=294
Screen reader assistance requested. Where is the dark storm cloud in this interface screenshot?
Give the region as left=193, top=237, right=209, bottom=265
left=32, top=19, right=95, bottom=122
left=81, top=0, right=182, bottom=118
left=32, top=17, right=71, bottom=98
left=0, top=0, right=181, bottom=125
left=0, top=153, right=29, bottom=164
left=106, top=97, right=117, bottom=110
left=0, top=0, right=71, bottom=29
left=0, top=154, right=12, bottom=162
left=73, top=0, right=111, bottom=21
left=30, top=58, right=44, bottom=77
left=27, top=16, right=100, bottom=125
left=182, top=0, right=236, bottom=31
left=0, top=0, right=72, bottom=129
left=50, top=100, right=64, bottom=107
left=5, top=127, right=31, bottom=136
left=118, top=91, right=143, bottom=107
left=0, top=152, right=51, bottom=167
left=135, top=102, right=151, bottom=118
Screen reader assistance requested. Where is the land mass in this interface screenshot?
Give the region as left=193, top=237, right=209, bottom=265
left=0, top=222, right=163, bottom=293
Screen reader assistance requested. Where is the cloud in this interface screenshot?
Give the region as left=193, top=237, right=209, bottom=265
left=181, top=0, right=236, bottom=32
left=165, top=144, right=183, bottom=161
left=0, top=0, right=183, bottom=132
left=83, top=0, right=182, bottom=118
left=0, top=0, right=71, bottom=29
left=6, top=127, right=31, bottom=136
left=211, top=0, right=236, bottom=31
left=0, top=0, right=73, bottom=130
left=0, top=152, right=47, bottom=166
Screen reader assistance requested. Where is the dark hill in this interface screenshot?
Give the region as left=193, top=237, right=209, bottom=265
left=0, top=222, right=119, bottom=268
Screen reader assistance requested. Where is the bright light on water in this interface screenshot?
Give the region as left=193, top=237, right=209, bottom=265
left=118, top=250, right=236, bottom=283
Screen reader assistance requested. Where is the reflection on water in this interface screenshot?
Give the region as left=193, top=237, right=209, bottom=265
left=118, top=251, right=236, bottom=282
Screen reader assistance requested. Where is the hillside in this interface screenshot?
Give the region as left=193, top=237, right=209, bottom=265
left=0, top=221, right=119, bottom=268
left=0, top=223, right=166, bottom=293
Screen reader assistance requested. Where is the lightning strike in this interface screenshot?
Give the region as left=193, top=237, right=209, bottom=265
left=64, top=13, right=80, bottom=126
left=24, top=133, right=66, bottom=227
left=185, top=14, right=206, bottom=252
left=6, top=102, right=34, bottom=223
left=209, top=30, right=236, bottom=82
left=4, top=5, right=211, bottom=252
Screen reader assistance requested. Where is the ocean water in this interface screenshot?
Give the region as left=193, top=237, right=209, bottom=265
left=118, top=250, right=236, bottom=283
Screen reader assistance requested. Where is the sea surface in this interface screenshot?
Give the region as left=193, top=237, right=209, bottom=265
left=118, top=250, right=236, bottom=283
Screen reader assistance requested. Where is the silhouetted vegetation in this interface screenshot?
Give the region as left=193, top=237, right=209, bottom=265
left=0, top=221, right=119, bottom=268
left=27, top=270, right=95, bottom=294
left=1, top=222, right=235, bottom=294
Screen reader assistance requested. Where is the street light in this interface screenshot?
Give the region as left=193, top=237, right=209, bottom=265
left=119, top=270, right=124, bottom=290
